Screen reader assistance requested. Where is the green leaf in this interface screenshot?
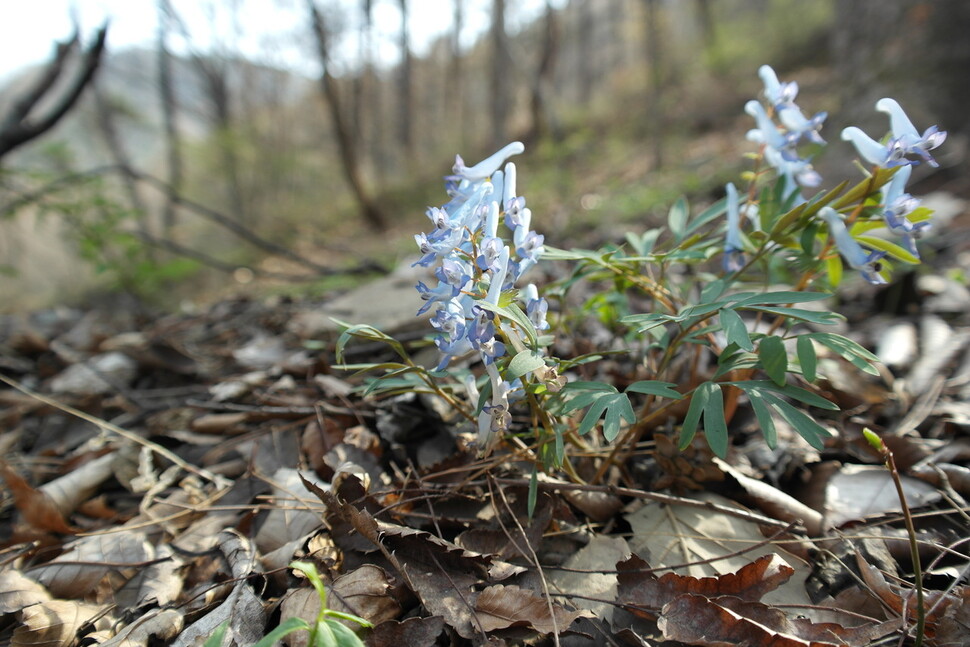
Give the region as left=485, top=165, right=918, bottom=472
left=624, top=380, right=683, bottom=400
left=327, top=619, right=367, bottom=647
left=314, top=620, right=338, bottom=647
left=805, top=332, right=880, bottom=375
left=745, top=306, right=842, bottom=326
left=732, top=291, right=831, bottom=307
left=679, top=382, right=712, bottom=449
left=797, top=336, right=817, bottom=382
left=251, top=618, right=312, bottom=647
left=719, top=308, right=753, bottom=351
left=702, top=383, right=728, bottom=458
left=747, top=390, right=777, bottom=449
left=684, top=197, right=727, bottom=238
left=854, top=235, right=920, bottom=264
left=507, top=349, right=546, bottom=380
left=603, top=393, right=636, bottom=442
left=758, top=336, right=788, bottom=386
left=763, top=394, right=831, bottom=450
left=577, top=396, right=612, bottom=436
left=202, top=623, right=229, bottom=647
left=528, top=468, right=538, bottom=518
left=731, top=380, right=838, bottom=411
left=825, top=254, right=843, bottom=287
left=668, top=196, right=689, bottom=242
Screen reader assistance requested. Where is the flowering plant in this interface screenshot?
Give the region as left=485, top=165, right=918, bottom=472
left=336, top=65, right=945, bottom=502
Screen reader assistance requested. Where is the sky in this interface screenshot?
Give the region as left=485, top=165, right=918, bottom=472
left=0, top=0, right=558, bottom=82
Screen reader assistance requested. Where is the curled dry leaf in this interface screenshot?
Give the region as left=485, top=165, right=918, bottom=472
left=39, top=453, right=116, bottom=518
left=0, top=570, right=52, bottom=613
left=0, top=461, right=75, bottom=534
left=474, top=584, right=585, bottom=635
left=617, top=553, right=794, bottom=620
left=12, top=600, right=105, bottom=647
left=658, top=593, right=899, bottom=647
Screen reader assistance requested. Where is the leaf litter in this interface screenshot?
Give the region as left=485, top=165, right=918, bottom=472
left=1, top=280, right=970, bottom=646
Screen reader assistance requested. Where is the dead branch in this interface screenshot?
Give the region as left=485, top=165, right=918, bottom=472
left=0, top=24, right=108, bottom=160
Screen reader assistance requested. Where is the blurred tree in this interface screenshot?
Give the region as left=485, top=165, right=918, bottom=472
left=490, top=0, right=510, bottom=147
left=397, top=0, right=414, bottom=158
left=156, top=0, right=184, bottom=232
left=308, top=1, right=387, bottom=231
left=527, top=0, right=561, bottom=142
left=450, top=0, right=465, bottom=149
left=0, top=25, right=107, bottom=162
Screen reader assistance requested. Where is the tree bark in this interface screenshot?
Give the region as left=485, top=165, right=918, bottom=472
left=0, top=25, right=108, bottom=161
left=156, top=0, right=183, bottom=233
left=527, top=0, right=561, bottom=143
left=308, top=1, right=387, bottom=231
left=397, top=0, right=413, bottom=158
left=489, top=0, right=510, bottom=148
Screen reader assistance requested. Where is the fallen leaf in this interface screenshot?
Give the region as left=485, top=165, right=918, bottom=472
left=0, top=461, right=75, bottom=534
left=617, top=553, right=795, bottom=619
left=0, top=570, right=52, bottom=613
left=366, top=616, right=445, bottom=647
left=474, top=584, right=584, bottom=635
left=99, top=608, right=184, bottom=647
left=29, top=531, right=154, bottom=599
left=658, top=593, right=897, bottom=647
left=12, top=600, right=105, bottom=647
left=825, top=464, right=941, bottom=527
left=548, top=534, right=629, bottom=621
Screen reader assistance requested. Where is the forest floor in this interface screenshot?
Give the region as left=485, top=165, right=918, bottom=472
left=3, top=181, right=970, bottom=646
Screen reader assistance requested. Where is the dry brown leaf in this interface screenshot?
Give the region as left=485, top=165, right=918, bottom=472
left=855, top=553, right=965, bottom=635
left=366, top=616, right=445, bottom=647
left=254, top=468, right=327, bottom=554
left=12, top=599, right=105, bottom=647
left=0, top=462, right=75, bottom=534
left=548, top=534, right=629, bottom=621
left=825, top=464, right=941, bottom=527
left=713, top=458, right=823, bottom=535
left=0, top=570, right=53, bottom=613
left=39, top=453, right=116, bottom=518
left=617, top=553, right=794, bottom=619
left=658, top=593, right=897, bottom=647
left=474, top=584, right=584, bottom=635
left=99, top=608, right=184, bottom=647
left=30, top=531, right=153, bottom=600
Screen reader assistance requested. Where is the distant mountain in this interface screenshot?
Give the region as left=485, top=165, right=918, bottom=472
left=0, top=45, right=313, bottom=169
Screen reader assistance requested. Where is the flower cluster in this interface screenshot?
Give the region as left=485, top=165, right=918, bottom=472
left=414, top=142, right=549, bottom=447
left=732, top=65, right=945, bottom=285
left=746, top=65, right=827, bottom=204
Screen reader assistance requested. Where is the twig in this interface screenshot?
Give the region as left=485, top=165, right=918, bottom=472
left=0, top=373, right=228, bottom=488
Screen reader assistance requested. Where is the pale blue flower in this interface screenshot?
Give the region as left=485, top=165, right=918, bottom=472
left=876, top=98, right=946, bottom=167
left=723, top=182, right=745, bottom=272
left=778, top=105, right=827, bottom=146
left=840, top=126, right=903, bottom=167
left=881, top=164, right=928, bottom=258
left=523, top=283, right=550, bottom=331
left=818, top=207, right=887, bottom=285
left=758, top=65, right=799, bottom=108
left=449, top=141, right=525, bottom=182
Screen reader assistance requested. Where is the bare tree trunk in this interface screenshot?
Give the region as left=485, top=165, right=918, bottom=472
left=91, top=83, right=151, bottom=240
left=396, top=0, right=413, bottom=158
left=308, top=1, right=387, bottom=231
left=156, top=0, right=183, bottom=233
left=490, top=0, right=510, bottom=148
left=575, top=0, right=595, bottom=105
left=195, top=57, right=249, bottom=225
left=450, top=0, right=465, bottom=149
left=528, top=0, right=561, bottom=143
left=643, top=0, right=664, bottom=169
